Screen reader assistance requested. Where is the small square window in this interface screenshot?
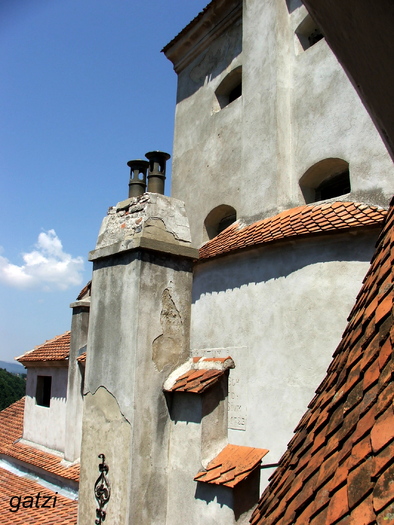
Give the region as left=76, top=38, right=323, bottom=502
left=36, top=376, right=52, bottom=407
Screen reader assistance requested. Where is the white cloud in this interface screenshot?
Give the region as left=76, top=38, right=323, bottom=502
left=0, top=230, right=84, bottom=291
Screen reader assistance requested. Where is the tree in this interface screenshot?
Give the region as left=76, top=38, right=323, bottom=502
left=0, top=368, right=26, bottom=411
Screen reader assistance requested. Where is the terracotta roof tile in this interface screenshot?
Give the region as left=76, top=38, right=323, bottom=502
left=77, top=351, right=86, bottom=363
left=76, top=280, right=91, bottom=300
left=250, top=196, right=394, bottom=525
left=199, top=202, right=387, bottom=260
left=0, top=399, right=79, bottom=483
left=164, top=356, right=235, bottom=394
left=0, top=467, right=77, bottom=524
left=16, top=332, right=70, bottom=363
left=194, top=444, right=268, bottom=488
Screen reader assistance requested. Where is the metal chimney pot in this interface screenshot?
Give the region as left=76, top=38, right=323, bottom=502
left=145, top=151, right=171, bottom=195
left=127, top=159, right=149, bottom=198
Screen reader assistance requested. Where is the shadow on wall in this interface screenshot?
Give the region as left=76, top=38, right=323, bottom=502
left=193, top=230, right=377, bottom=301
left=175, top=20, right=242, bottom=103
left=195, top=468, right=261, bottom=521
left=195, top=482, right=233, bottom=510
left=167, top=384, right=226, bottom=425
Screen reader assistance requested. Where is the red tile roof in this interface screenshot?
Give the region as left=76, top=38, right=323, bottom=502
left=0, top=399, right=79, bottom=483
left=195, top=444, right=269, bottom=488
left=250, top=197, right=394, bottom=524
left=76, top=280, right=91, bottom=300
left=199, top=201, right=387, bottom=260
left=16, top=332, right=70, bottom=364
left=77, top=352, right=86, bottom=363
left=0, top=467, right=77, bottom=524
left=165, top=356, right=235, bottom=394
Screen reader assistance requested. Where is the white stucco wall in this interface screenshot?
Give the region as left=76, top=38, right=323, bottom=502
left=168, top=0, right=394, bottom=246
left=23, top=365, right=68, bottom=453
left=190, top=230, right=378, bottom=489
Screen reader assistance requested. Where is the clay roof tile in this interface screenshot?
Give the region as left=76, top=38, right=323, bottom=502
left=250, top=196, right=394, bottom=525
left=16, top=332, right=71, bottom=363
left=0, top=399, right=80, bottom=483
left=195, top=444, right=268, bottom=488
left=199, top=202, right=387, bottom=260
left=0, top=467, right=77, bottom=524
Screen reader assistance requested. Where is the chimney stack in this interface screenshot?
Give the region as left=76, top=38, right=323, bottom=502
left=127, top=159, right=149, bottom=198
left=145, top=151, right=171, bottom=195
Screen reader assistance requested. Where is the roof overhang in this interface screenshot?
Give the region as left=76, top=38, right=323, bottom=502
left=162, top=0, right=242, bottom=74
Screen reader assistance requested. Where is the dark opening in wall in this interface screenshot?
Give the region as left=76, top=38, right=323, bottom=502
left=36, top=375, right=52, bottom=407
left=295, top=14, right=324, bottom=51
left=300, top=158, right=351, bottom=204
left=315, top=171, right=351, bottom=201
left=204, top=205, right=237, bottom=241
left=214, top=66, right=242, bottom=111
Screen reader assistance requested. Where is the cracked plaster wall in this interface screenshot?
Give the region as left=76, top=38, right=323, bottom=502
left=79, top=201, right=194, bottom=524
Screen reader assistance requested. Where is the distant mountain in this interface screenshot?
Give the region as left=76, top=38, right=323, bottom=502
left=0, top=360, right=25, bottom=375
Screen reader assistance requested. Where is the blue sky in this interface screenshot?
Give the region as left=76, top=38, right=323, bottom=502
left=0, top=0, right=208, bottom=362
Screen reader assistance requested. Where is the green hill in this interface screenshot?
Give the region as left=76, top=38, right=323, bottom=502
left=0, top=368, right=26, bottom=411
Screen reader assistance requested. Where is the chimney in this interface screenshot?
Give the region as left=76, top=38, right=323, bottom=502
left=127, top=159, right=149, bottom=198
left=145, top=151, right=171, bottom=195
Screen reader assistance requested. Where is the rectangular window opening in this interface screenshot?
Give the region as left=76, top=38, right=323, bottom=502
left=36, top=375, right=52, bottom=407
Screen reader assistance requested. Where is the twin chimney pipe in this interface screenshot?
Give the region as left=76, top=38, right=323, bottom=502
left=127, top=151, right=170, bottom=198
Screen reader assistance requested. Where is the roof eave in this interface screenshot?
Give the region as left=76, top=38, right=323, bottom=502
left=162, top=0, right=242, bottom=74
left=18, top=360, right=69, bottom=369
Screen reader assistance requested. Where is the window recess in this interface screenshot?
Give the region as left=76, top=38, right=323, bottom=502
left=214, top=66, right=242, bottom=111
left=36, top=375, right=52, bottom=407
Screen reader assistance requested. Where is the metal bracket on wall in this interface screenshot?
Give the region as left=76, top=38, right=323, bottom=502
left=94, top=454, right=111, bottom=524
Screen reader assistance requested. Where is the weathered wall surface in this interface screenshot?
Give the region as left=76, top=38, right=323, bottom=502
left=290, top=5, right=393, bottom=208
left=23, top=366, right=68, bottom=453
left=190, top=229, right=378, bottom=488
left=167, top=0, right=394, bottom=246
left=79, top=252, right=194, bottom=525
left=64, top=303, right=89, bottom=463
left=170, top=9, right=243, bottom=246
left=166, top=381, right=234, bottom=525
left=78, top=194, right=196, bottom=525
left=78, top=387, right=132, bottom=525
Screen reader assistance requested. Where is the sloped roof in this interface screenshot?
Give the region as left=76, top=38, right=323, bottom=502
left=77, top=280, right=91, bottom=301
left=0, top=399, right=79, bottom=483
left=162, top=1, right=215, bottom=53
left=195, top=444, right=269, bottom=488
left=16, top=332, right=70, bottom=364
left=250, top=197, right=394, bottom=524
left=164, top=356, right=235, bottom=394
left=199, top=201, right=387, bottom=260
left=0, top=467, right=77, bottom=525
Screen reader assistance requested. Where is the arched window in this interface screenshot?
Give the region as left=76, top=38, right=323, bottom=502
left=214, top=66, right=242, bottom=112
left=204, top=205, right=237, bottom=241
left=300, top=159, right=351, bottom=204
